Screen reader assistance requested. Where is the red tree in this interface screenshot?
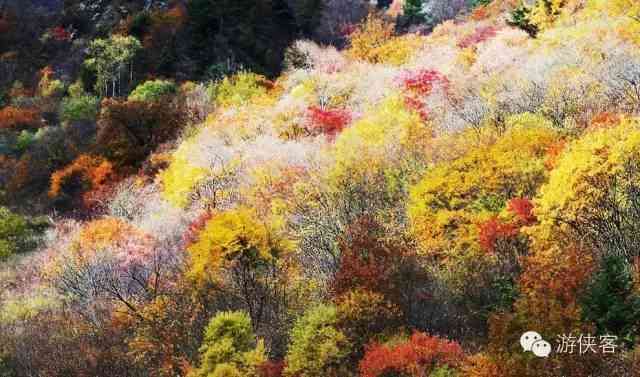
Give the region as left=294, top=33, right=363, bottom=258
left=359, top=332, right=464, bottom=377
left=307, top=106, right=351, bottom=138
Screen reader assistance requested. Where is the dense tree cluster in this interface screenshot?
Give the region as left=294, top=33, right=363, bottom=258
left=3, top=1, right=640, bottom=376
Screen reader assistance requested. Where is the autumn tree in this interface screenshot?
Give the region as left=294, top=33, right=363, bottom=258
left=358, top=332, right=464, bottom=377
left=186, top=208, right=297, bottom=345
left=96, top=97, right=183, bottom=168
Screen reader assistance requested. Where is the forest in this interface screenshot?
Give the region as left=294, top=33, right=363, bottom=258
left=2, top=0, right=640, bottom=376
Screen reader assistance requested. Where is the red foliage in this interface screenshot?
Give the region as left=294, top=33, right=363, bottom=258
left=359, top=332, right=464, bottom=377
left=403, top=96, right=429, bottom=121
left=183, top=211, right=215, bottom=246
left=507, top=198, right=536, bottom=225
left=259, top=360, right=285, bottom=377
left=307, top=106, right=351, bottom=138
left=457, top=26, right=499, bottom=49
left=399, top=69, right=449, bottom=96
left=50, top=26, right=72, bottom=41
left=332, top=216, right=399, bottom=297
left=478, top=217, right=518, bottom=253
left=0, top=106, right=42, bottom=130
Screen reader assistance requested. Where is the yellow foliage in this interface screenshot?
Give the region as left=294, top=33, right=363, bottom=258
left=347, top=15, right=424, bottom=65
left=159, top=139, right=208, bottom=208
left=331, top=95, right=431, bottom=185
left=529, top=0, right=566, bottom=31
left=409, top=118, right=559, bottom=256
left=213, top=72, right=272, bottom=108
left=186, top=208, right=292, bottom=283
left=534, top=117, right=640, bottom=236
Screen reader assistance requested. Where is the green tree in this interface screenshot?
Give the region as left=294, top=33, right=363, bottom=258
left=0, top=206, right=46, bottom=260
left=581, top=255, right=640, bottom=346
left=284, top=304, right=350, bottom=377
left=194, top=311, right=266, bottom=377
left=186, top=0, right=297, bottom=77
left=84, top=35, right=142, bottom=97
left=403, top=0, right=426, bottom=24
left=128, top=79, right=177, bottom=102
left=59, top=94, right=99, bottom=123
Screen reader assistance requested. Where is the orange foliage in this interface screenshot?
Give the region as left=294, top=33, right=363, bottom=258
left=507, top=197, right=536, bottom=225
left=544, top=140, right=566, bottom=170
left=462, top=354, right=503, bottom=377
left=49, top=154, right=115, bottom=208
left=0, top=106, right=41, bottom=130
left=589, top=112, right=622, bottom=130
left=76, top=217, right=140, bottom=252
left=515, top=244, right=595, bottom=334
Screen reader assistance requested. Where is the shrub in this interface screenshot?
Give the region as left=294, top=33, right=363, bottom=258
left=284, top=304, right=350, bottom=377
left=48, top=154, right=114, bottom=209
left=128, top=79, right=177, bottom=102
left=306, top=106, right=351, bottom=137
left=358, top=332, right=464, bottom=377
left=59, top=95, right=99, bottom=123
left=194, top=311, right=267, bottom=377
left=0, top=206, right=45, bottom=260
left=0, top=107, right=41, bottom=130
left=213, top=72, right=271, bottom=108
left=97, top=98, right=183, bottom=167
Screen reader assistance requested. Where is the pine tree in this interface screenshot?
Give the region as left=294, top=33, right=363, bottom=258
left=403, top=0, right=425, bottom=24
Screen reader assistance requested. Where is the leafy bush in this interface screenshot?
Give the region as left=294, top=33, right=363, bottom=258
left=97, top=98, right=184, bottom=167
left=284, top=304, right=350, bottom=377
left=0, top=107, right=41, bottom=130
left=128, top=80, right=177, bottom=102
left=194, top=311, right=267, bottom=377
left=358, top=332, right=464, bottom=377
left=59, top=95, right=99, bottom=123
left=0, top=206, right=46, bottom=260
left=212, top=72, right=271, bottom=108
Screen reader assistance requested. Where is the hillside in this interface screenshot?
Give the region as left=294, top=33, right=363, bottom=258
left=2, top=0, right=640, bottom=376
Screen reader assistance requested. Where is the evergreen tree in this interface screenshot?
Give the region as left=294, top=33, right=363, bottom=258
left=403, top=0, right=425, bottom=24
left=582, top=255, right=640, bottom=346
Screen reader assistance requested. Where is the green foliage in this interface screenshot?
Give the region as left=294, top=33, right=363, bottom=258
left=404, top=0, right=426, bottom=24
left=284, top=304, right=350, bottom=377
left=430, top=365, right=461, bottom=377
left=128, top=80, right=177, bottom=102
left=84, top=35, right=142, bottom=97
left=59, top=95, right=99, bottom=123
left=508, top=3, right=538, bottom=37
left=15, top=130, right=34, bottom=152
left=581, top=255, right=640, bottom=346
left=468, top=0, right=492, bottom=7
left=194, top=311, right=266, bottom=377
left=0, top=207, right=46, bottom=260
left=0, top=354, right=16, bottom=377
left=212, top=72, right=269, bottom=107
